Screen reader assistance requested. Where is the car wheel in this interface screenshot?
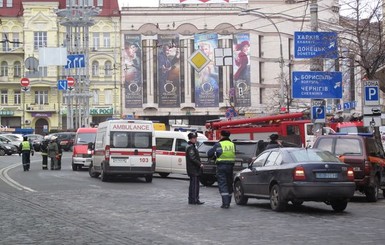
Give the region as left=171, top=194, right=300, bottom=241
left=365, top=177, right=380, bottom=202
left=88, top=163, right=100, bottom=178
left=291, top=200, right=304, bottom=207
left=145, top=175, right=153, bottom=183
left=270, top=184, right=286, bottom=212
left=383, top=190, right=385, bottom=199
left=199, top=175, right=216, bottom=186
left=158, top=173, right=170, bottom=178
left=0, top=149, right=5, bottom=156
left=331, top=200, right=348, bottom=212
left=234, top=180, right=248, bottom=205
left=100, top=165, right=110, bottom=182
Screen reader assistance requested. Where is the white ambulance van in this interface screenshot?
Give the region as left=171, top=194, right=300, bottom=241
left=155, top=131, right=207, bottom=177
left=89, top=120, right=155, bottom=182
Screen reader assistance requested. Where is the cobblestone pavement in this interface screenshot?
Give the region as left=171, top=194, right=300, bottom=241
left=1, top=154, right=385, bottom=245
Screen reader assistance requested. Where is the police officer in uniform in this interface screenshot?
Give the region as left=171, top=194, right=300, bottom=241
left=185, top=132, right=204, bottom=205
left=208, top=130, right=235, bottom=208
left=40, top=136, right=49, bottom=170
left=19, top=136, right=34, bottom=171
left=265, top=133, right=281, bottom=150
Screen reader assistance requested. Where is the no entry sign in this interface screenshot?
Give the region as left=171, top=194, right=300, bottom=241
left=20, top=77, right=30, bottom=87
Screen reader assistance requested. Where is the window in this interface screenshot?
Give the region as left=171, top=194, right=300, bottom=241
left=104, top=89, right=112, bottom=104
left=2, top=33, right=10, bottom=51
left=14, top=61, right=21, bottom=77
left=34, top=32, right=47, bottom=50
left=97, top=0, right=103, bottom=7
left=335, top=138, right=362, bottom=156
left=39, top=66, right=48, bottom=77
left=1, top=61, right=8, bottom=76
left=315, top=138, right=333, bottom=153
left=0, top=1, right=3, bottom=7
left=290, top=150, right=339, bottom=163
left=93, top=32, right=100, bottom=49
left=92, top=61, right=99, bottom=76
left=92, top=89, right=99, bottom=104
left=176, top=139, right=188, bottom=152
left=110, top=132, right=152, bottom=148
left=14, top=90, right=21, bottom=104
left=1, top=90, right=8, bottom=104
left=103, top=33, right=110, bottom=48
left=35, top=91, right=48, bottom=104
left=6, top=0, right=12, bottom=7
left=104, top=61, right=112, bottom=76
left=253, top=152, right=270, bottom=167
left=156, top=138, right=173, bottom=151
left=12, top=33, right=20, bottom=48
left=264, top=151, right=280, bottom=167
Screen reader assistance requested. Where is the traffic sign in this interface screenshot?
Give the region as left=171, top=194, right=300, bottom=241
left=57, top=80, right=67, bottom=91
left=67, top=77, right=75, bottom=87
left=188, top=49, right=210, bottom=72
left=364, top=80, right=379, bottom=106
left=65, top=54, right=85, bottom=69
left=363, top=106, right=382, bottom=127
left=294, top=32, right=338, bottom=59
left=20, top=77, right=30, bottom=87
left=292, top=71, right=342, bottom=99
left=225, top=107, right=238, bottom=119
left=21, top=86, right=30, bottom=92
left=311, top=105, right=325, bottom=123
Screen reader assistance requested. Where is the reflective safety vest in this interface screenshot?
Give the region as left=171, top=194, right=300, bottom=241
left=216, top=140, right=235, bottom=162
left=21, top=141, right=31, bottom=151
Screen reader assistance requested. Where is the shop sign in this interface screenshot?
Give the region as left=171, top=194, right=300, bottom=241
left=31, top=112, right=52, bottom=117
left=90, top=107, right=114, bottom=115
left=0, top=110, right=14, bottom=116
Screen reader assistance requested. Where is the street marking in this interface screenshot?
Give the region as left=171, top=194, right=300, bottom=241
left=0, top=162, right=36, bottom=192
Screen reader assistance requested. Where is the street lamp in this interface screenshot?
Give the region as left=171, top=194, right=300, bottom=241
left=239, top=9, right=285, bottom=111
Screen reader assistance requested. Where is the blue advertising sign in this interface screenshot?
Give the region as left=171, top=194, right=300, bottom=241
left=57, top=80, right=67, bottom=90
left=294, top=32, right=338, bottom=59
left=65, top=54, right=85, bottom=69
left=292, top=71, right=342, bottom=99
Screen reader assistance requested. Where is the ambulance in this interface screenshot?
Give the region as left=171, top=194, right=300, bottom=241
left=155, top=131, right=208, bottom=177
left=88, top=120, right=155, bottom=182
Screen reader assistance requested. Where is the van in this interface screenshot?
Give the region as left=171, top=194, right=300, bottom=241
left=89, top=120, right=155, bottom=182
left=72, top=127, right=97, bottom=171
left=155, top=131, right=207, bottom=177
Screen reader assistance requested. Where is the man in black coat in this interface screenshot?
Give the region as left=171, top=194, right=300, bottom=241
left=265, top=134, right=282, bottom=150
left=185, top=132, right=204, bottom=205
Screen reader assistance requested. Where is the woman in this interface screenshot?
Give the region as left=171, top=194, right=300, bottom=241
left=234, top=40, right=250, bottom=81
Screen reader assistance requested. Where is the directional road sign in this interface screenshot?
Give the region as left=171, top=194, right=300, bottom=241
left=363, top=80, right=379, bottom=106
left=20, top=77, right=30, bottom=87
left=292, top=71, right=343, bottom=99
left=57, top=80, right=68, bottom=91
left=294, top=32, right=338, bottom=59
left=65, top=54, right=85, bottom=69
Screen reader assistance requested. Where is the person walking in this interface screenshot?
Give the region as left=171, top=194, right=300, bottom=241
left=186, top=132, right=204, bottom=205
left=47, top=136, right=59, bottom=170
left=19, top=136, right=34, bottom=171
left=208, top=130, right=235, bottom=209
left=265, top=134, right=281, bottom=150
left=40, top=136, right=49, bottom=170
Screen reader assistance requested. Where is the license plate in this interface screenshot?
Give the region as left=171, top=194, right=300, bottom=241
left=316, top=173, right=338, bottom=179
left=113, top=158, right=128, bottom=163
left=353, top=167, right=360, bottom=171
left=201, top=158, right=208, bottom=162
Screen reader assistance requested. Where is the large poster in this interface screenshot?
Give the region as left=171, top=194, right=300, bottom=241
left=194, top=33, right=219, bottom=107
left=160, top=0, right=249, bottom=4
left=123, top=35, right=142, bottom=108
left=157, top=35, right=181, bottom=108
left=233, top=33, right=251, bottom=107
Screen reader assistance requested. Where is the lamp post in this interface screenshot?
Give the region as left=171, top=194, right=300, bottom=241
left=239, top=9, right=285, bottom=111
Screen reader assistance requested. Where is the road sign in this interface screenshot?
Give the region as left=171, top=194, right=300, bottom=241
left=65, top=54, right=85, bottom=69
left=21, top=86, right=30, bottom=92
left=214, top=48, right=233, bottom=66
left=311, top=105, right=325, bottom=123
left=188, top=49, right=210, bottom=72
left=57, top=80, right=67, bottom=91
left=364, top=80, right=379, bottom=106
left=20, top=77, right=30, bottom=87
left=363, top=106, right=382, bottom=127
left=292, top=71, right=342, bottom=99
left=294, top=32, right=338, bottom=59
left=225, top=107, right=238, bottom=119
left=67, top=77, right=75, bottom=87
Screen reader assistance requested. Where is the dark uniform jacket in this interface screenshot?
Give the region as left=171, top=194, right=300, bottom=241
left=265, top=140, right=281, bottom=150
left=186, top=142, right=202, bottom=176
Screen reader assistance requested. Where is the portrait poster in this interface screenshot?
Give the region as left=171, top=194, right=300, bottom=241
left=233, top=33, right=251, bottom=107
left=123, top=34, right=142, bottom=108
left=157, top=34, right=181, bottom=108
left=194, top=33, right=219, bottom=107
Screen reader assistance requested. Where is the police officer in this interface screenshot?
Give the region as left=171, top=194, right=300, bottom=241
left=40, top=136, right=49, bottom=170
left=265, top=134, right=281, bottom=150
left=185, top=132, right=204, bottom=205
left=208, top=130, right=235, bottom=209
left=19, top=136, right=34, bottom=171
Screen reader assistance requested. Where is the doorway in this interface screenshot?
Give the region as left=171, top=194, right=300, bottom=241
left=35, top=118, right=49, bottom=135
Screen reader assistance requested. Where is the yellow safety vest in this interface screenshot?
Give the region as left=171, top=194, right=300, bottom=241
left=21, top=141, right=31, bottom=151
left=216, top=141, right=235, bottom=162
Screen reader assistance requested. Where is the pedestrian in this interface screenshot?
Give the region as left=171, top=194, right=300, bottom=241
left=19, top=136, right=34, bottom=171
left=55, top=137, right=63, bottom=170
left=47, top=136, right=59, bottom=170
left=208, top=130, right=235, bottom=209
left=40, top=136, right=49, bottom=170
left=186, top=132, right=204, bottom=205
left=265, top=134, right=282, bottom=150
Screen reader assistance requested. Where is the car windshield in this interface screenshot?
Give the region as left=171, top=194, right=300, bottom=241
left=75, top=133, right=96, bottom=145
left=289, top=149, right=340, bottom=163
left=198, top=142, right=216, bottom=153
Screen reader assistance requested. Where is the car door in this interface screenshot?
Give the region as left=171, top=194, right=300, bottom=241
left=243, top=151, right=270, bottom=196
left=258, top=151, right=281, bottom=195
left=172, top=138, right=188, bottom=174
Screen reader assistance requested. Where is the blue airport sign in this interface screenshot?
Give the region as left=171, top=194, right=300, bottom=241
left=294, top=32, right=338, bottom=59
left=292, top=71, right=343, bottom=99
left=65, top=54, right=85, bottom=69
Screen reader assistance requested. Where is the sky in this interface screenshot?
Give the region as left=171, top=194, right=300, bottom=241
left=118, top=0, right=159, bottom=8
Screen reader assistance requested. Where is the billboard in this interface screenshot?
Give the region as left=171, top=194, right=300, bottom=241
left=160, top=0, right=248, bottom=4
left=194, top=33, right=219, bottom=107
left=233, top=33, right=251, bottom=107
left=157, top=34, right=181, bottom=108
left=123, top=35, right=143, bottom=108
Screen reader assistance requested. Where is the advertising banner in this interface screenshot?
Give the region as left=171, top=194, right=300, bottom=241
left=194, top=33, right=219, bottom=107
left=160, top=0, right=248, bottom=4
left=157, top=34, right=181, bottom=108
left=123, top=34, right=142, bottom=108
left=233, top=33, right=251, bottom=107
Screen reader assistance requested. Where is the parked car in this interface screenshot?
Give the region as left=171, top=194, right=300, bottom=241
left=25, top=134, right=44, bottom=151
left=0, top=133, right=23, bottom=142
left=313, top=133, right=385, bottom=202
left=0, top=142, right=19, bottom=156
left=72, top=128, right=97, bottom=171
left=46, top=132, right=76, bottom=151
left=0, top=135, right=21, bottom=148
left=233, top=147, right=356, bottom=212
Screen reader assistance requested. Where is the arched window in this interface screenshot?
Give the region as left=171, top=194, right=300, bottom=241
left=105, top=61, right=112, bottom=76
left=92, top=61, right=99, bottom=76
left=0, top=61, right=8, bottom=77
left=14, top=61, right=21, bottom=77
